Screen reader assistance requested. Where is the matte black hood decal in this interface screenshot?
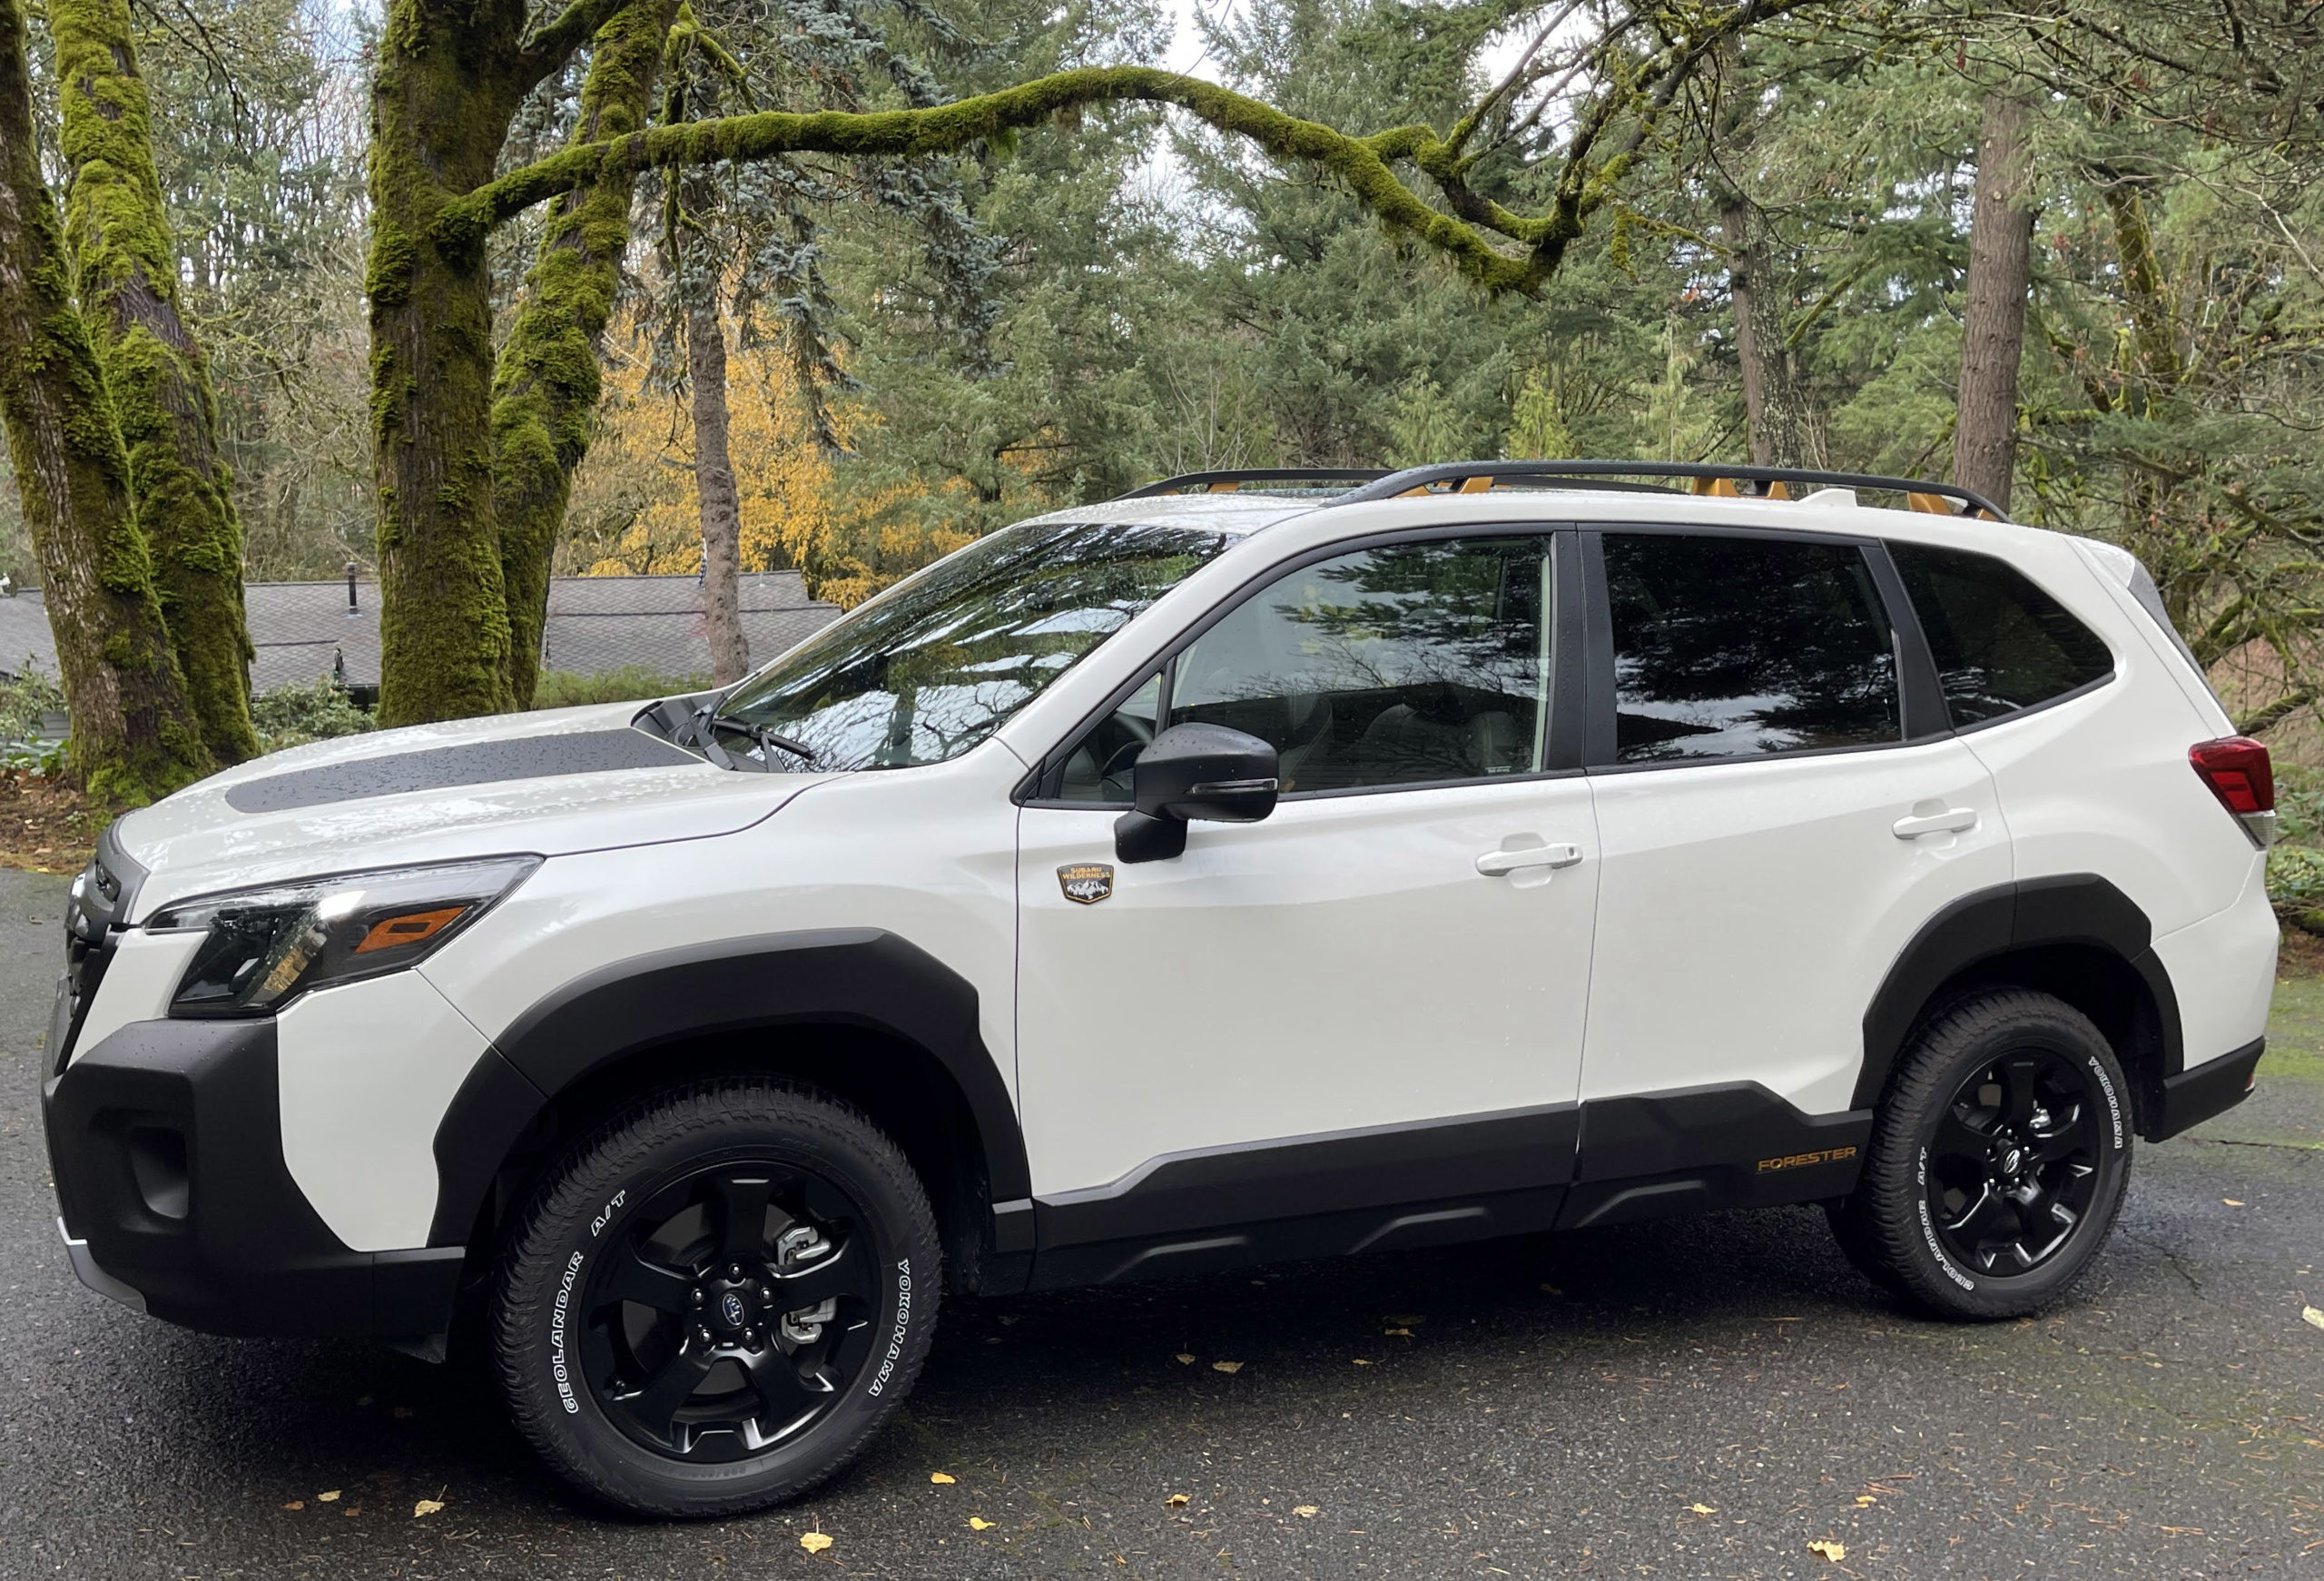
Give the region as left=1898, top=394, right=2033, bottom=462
left=223, top=729, right=700, bottom=814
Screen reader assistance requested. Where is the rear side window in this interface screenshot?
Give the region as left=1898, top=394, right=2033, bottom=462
left=1602, top=532, right=1899, bottom=763
left=1889, top=542, right=2112, bottom=726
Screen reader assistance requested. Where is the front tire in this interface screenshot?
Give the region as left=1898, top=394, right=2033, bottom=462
left=495, top=1079, right=940, bottom=1517
left=1830, top=990, right=2132, bottom=1320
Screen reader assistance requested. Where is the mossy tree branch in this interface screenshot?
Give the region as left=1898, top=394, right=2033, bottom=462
left=442, top=9, right=1787, bottom=300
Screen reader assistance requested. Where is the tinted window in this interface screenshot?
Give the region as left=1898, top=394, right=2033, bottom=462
left=1604, top=532, right=1899, bottom=762
left=1890, top=542, right=2112, bottom=726
left=1166, top=537, right=1554, bottom=794
left=718, top=521, right=1226, bottom=770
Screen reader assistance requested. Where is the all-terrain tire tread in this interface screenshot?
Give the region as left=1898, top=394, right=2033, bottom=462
left=492, top=1078, right=940, bottom=1517
left=1834, top=988, right=2131, bottom=1322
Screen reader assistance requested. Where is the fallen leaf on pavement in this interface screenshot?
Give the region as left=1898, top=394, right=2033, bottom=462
left=413, top=1499, right=444, bottom=1517
left=281, top=1501, right=304, bottom=1511
left=800, top=1530, right=833, bottom=1553
left=1854, top=1495, right=1876, bottom=1507
left=2224, top=1199, right=2245, bottom=1207
left=1689, top=1504, right=1717, bottom=1516
left=931, top=1472, right=956, bottom=1485
left=1807, top=1539, right=1846, bottom=1562
left=1351, top=1358, right=1373, bottom=1365
left=1294, top=1506, right=1318, bottom=1517
left=1166, top=1494, right=1189, bottom=1507
left=1384, top=1328, right=1413, bottom=1338
left=1212, top=1360, right=1243, bottom=1373
left=970, top=1516, right=996, bottom=1530
left=2304, top=1305, right=2324, bottom=1331
left=317, top=1490, right=340, bottom=1503
left=1175, top=1353, right=1196, bottom=1365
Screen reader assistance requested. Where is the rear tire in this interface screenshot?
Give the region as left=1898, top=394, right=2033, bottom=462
left=494, top=1079, right=940, bottom=1517
left=1830, top=989, right=2132, bottom=1321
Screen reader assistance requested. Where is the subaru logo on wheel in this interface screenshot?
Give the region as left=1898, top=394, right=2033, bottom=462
left=720, top=1292, right=747, bottom=1328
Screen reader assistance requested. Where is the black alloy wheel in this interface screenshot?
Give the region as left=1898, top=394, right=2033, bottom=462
left=1828, top=988, right=2132, bottom=1320
left=1923, top=1051, right=2103, bottom=1278
left=496, top=1080, right=940, bottom=1517
left=584, top=1162, right=879, bottom=1461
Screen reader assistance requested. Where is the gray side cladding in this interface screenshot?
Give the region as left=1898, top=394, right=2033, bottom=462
left=223, top=730, right=701, bottom=814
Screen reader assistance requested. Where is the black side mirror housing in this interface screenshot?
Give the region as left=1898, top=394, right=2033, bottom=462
left=1113, top=723, right=1280, bottom=864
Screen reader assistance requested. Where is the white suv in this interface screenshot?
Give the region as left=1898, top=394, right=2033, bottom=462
left=44, top=461, right=2278, bottom=1516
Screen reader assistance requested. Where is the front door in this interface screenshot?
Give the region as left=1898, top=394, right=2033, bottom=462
left=1015, top=531, right=1600, bottom=1281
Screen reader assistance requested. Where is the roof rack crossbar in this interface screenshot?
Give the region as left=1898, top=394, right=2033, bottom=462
left=1331, top=460, right=2008, bottom=520
left=1120, top=468, right=1393, bottom=499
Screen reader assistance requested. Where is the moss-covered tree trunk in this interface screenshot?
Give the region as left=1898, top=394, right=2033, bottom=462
left=687, top=295, right=748, bottom=684
left=490, top=0, right=677, bottom=708
left=0, top=0, right=206, bottom=802
left=368, top=0, right=548, bottom=725
left=54, top=0, right=260, bottom=764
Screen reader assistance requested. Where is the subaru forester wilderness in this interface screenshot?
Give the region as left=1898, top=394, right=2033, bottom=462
left=44, top=460, right=2276, bottom=1516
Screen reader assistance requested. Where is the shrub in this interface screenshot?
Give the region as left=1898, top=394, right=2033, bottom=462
left=252, top=677, right=377, bottom=753
left=0, top=661, right=67, bottom=772
left=530, top=667, right=708, bottom=709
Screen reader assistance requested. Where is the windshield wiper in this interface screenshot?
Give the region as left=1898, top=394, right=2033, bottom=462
left=684, top=706, right=816, bottom=771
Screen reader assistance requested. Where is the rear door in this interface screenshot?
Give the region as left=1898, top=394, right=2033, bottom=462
left=1570, top=526, right=2011, bottom=1222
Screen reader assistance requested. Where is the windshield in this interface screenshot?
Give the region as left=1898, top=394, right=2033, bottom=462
left=708, top=520, right=1230, bottom=770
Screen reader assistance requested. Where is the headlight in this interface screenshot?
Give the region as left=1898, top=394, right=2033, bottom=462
left=149, top=856, right=539, bottom=1017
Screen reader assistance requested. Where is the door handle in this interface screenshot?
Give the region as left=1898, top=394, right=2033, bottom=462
left=1476, top=843, right=1583, bottom=876
left=1892, top=807, right=1979, bottom=840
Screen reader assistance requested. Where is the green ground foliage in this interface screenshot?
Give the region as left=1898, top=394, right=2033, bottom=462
left=529, top=666, right=708, bottom=709
left=248, top=674, right=374, bottom=752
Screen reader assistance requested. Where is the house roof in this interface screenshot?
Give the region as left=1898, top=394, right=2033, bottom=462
left=0, top=572, right=842, bottom=693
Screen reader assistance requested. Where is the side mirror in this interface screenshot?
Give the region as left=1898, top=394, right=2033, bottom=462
left=1114, top=723, right=1280, bottom=864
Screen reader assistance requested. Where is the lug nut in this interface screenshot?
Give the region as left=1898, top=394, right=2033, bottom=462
left=691, top=1288, right=704, bottom=1306
left=727, top=1262, right=743, bottom=1279
left=695, top=1326, right=714, bottom=1346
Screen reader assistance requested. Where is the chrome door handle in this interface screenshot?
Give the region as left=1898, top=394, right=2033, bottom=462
left=1476, top=843, right=1582, bottom=876
left=1892, top=807, right=1979, bottom=839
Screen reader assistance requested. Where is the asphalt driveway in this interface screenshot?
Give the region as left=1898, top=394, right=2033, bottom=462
left=3, top=866, right=2319, bottom=1578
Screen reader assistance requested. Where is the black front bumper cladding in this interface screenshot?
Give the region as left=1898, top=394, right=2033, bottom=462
left=44, top=1016, right=462, bottom=1339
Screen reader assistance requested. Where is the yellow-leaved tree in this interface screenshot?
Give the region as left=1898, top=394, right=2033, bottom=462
left=562, top=312, right=969, bottom=609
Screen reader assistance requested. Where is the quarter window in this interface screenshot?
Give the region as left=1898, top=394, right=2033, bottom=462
left=1162, top=537, right=1556, bottom=794
left=1889, top=542, right=2113, bottom=726
left=1603, top=532, right=1900, bottom=763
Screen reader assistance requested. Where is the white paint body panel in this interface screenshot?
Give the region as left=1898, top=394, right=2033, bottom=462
left=110, top=701, right=827, bottom=920
left=70, top=930, right=201, bottom=1062
left=2151, top=854, right=2277, bottom=1067
left=275, top=972, right=491, bottom=1250
left=1581, top=738, right=2011, bottom=1114
left=420, top=748, right=1025, bottom=1104
left=1017, top=777, right=1600, bottom=1195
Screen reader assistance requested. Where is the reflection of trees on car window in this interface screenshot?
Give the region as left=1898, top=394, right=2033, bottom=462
left=1169, top=539, right=1552, bottom=792
left=720, top=522, right=1226, bottom=770
left=1606, top=534, right=1898, bottom=762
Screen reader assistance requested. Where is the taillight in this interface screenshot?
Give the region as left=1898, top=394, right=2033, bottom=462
left=2190, top=736, right=2276, bottom=845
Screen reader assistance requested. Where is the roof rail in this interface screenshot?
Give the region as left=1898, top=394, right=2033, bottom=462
left=1119, top=468, right=1393, bottom=499
left=1331, top=460, right=2009, bottom=521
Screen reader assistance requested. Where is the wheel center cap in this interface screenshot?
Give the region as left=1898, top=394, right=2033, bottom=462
left=718, top=1290, right=748, bottom=1329
left=1999, top=1146, right=2025, bottom=1176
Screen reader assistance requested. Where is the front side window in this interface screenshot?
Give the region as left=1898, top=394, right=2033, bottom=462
left=1604, top=531, right=1899, bottom=763
left=714, top=521, right=1227, bottom=770
left=1889, top=541, right=2113, bottom=726
left=1161, top=536, right=1555, bottom=795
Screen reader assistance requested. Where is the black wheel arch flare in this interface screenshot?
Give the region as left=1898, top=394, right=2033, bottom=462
left=428, top=929, right=1032, bottom=1275
left=1856, top=874, right=2182, bottom=1135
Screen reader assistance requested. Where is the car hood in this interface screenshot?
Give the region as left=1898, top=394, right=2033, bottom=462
left=110, top=702, right=832, bottom=920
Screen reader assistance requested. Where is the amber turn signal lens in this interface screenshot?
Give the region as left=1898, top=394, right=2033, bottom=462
left=354, top=905, right=468, bottom=954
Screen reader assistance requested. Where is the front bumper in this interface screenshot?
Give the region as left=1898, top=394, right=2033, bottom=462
left=44, top=1015, right=463, bottom=1339
left=2150, top=1037, right=2265, bottom=1142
